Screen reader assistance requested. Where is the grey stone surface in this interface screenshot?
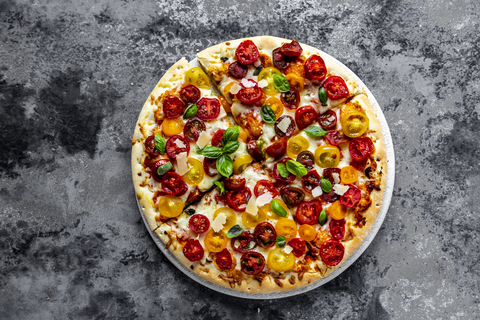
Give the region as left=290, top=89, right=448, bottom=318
left=0, top=0, right=479, bottom=318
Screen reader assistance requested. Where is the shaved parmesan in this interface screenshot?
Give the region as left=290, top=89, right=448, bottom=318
left=256, top=192, right=273, bottom=207
left=174, top=139, right=186, bottom=149
left=196, top=131, right=211, bottom=149
left=176, top=152, right=190, bottom=176
left=332, top=173, right=340, bottom=184
left=211, top=212, right=227, bottom=232
left=246, top=196, right=258, bottom=216
left=257, top=79, right=269, bottom=88
left=333, top=184, right=350, bottom=196
left=284, top=245, right=294, bottom=254
left=277, top=117, right=291, bottom=133
left=312, top=186, right=323, bottom=198
left=241, top=78, right=255, bottom=88
left=229, top=82, right=241, bottom=95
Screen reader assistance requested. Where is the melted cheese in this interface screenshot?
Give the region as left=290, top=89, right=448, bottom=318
left=332, top=172, right=340, bottom=184
left=258, top=79, right=268, bottom=88
left=241, top=78, right=255, bottom=88
left=211, top=212, right=227, bottom=232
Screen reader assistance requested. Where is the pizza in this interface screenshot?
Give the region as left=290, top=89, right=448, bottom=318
left=131, top=36, right=387, bottom=294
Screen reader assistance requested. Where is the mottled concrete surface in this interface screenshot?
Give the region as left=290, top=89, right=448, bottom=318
left=0, top=0, right=479, bottom=318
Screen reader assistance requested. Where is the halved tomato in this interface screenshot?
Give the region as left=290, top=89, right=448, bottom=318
left=196, top=98, right=221, bottom=121
left=161, top=172, right=187, bottom=196
left=340, top=185, right=361, bottom=208
left=228, top=61, right=248, bottom=79
left=237, top=79, right=263, bottom=104
left=287, top=238, right=306, bottom=257
left=240, top=251, right=265, bottom=275
left=329, top=219, right=346, bottom=240
left=349, top=137, right=374, bottom=162
left=183, top=117, right=205, bottom=142
left=281, top=90, right=300, bottom=110
left=304, top=55, right=327, bottom=81
left=275, top=218, right=297, bottom=241
left=179, top=85, right=201, bottom=104
left=318, top=110, right=337, bottom=130
left=204, top=229, right=228, bottom=252
left=320, top=239, right=344, bottom=266
left=266, top=137, right=287, bottom=158
left=280, top=186, right=305, bottom=207
left=226, top=187, right=252, bottom=212
left=272, top=47, right=290, bottom=69
left=267, top=247, right=295, bottom=272
left=157, top=195, right=183, bottom=218
left=183, top=239, right=204, bottom=262
left=275, top=115, right=296, bottom=138
left=225, top=176, right=246, bottom=191
left=188, top=214, right=210, bottom=234
left=215, top=248, right=233, bottom=270
left=323, top=76, right=349, bottom=100
left=280, top=39, right=303, bottom=57
left=235, top=40, right=260, bottom=65
left=231, top=231, right=256, bottom=253
left=301, top=170, right=321, bottom=193
left=165, top=135, right=190, bottom=159
left=254, top=180, right=279, bottom=198
left=295, top=199, right=322, bottom=225
left=253, top=221, right=277, bottom=248
left=295, top=106, right=318, bottom=130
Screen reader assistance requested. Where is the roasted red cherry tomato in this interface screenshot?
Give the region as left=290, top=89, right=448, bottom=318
left=179, top=85, right=200, bottom=104
left=149, top=159, right=172, bottom=182
left=226, top=187, right=252, bottom=212
left=225, top=176, right=246, bottom=191
left=304, top=55, right=327, bottom=81
left=183, top=117, right=205, bottom=142
left=323, top=76, right=349, bottom=100
left=325, top=130, right=349, bottom=146
left=237, top=80, right=263, bottom=105
left=165, top=135, right=190, bottom=159
left=266, top=137, right=287, bottom=158
left=162, top=172, right=187, bottom=196
left=320, top=239, right=344, bottom=266
left=281, top=90, right=300, bottom=110
left=231, top=231, right=256, bottom=253
left=183, top=239, right=204, bottom=262
left=144, top=135, right=160, bottom=156
left=211, top=129, right=225, bottom=147
left=196, top=97, right=221, bottom=121
left=253, top=221, right=277, bottom=248
left=296, top=151, right=315, bottom=171
left=349, top=136, right=374, bottom=162
left=163, top=96, right=186, bottom=119
left=318, top=110, right=337, bottom=130
left=340, top=185, right=361, bottom=208
left=203, top=157, right=218, bottom=177
left=280, top=186, right=305, bottom=207
left=241, top=251, right=265, bottom=275
left=330, top=218, right=346, bottom=240
left=275, top=115, right=296, bottom=138
left=296, top=199, right=322, bottom=225
left=228, top=61, right=248, bottom=79
left=301, top=170, right=322, bottom=193
left=280, top=39, right=303, bottom=57
left=272, top=47, right=290, bottom=69
left=320, top=168, right=341, bottom=203
left=235, top=40, right=260, bottom=65
left=321, top=191, right=340, bottom=204
left=273, top=158, right=296, bottom=183
left=295, top=106, right=318, bottom=130
left=215, top=248, right=233, bottom=269
left=247, top=140, right=265, bottom=163
left=189, top=214, right=210, bottom=234
left=288, top=238, right=306, bottom=257
left=254, top=180, right=279, bottom=198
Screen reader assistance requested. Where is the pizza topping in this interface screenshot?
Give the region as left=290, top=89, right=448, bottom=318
left=235, top=40, right=260, bottom=65
left=149, top=159, right=173, bottom=182
left=196, top=130, right=211, bottom=148
left=280, top=186, right=305, bottom=207
left=329, top=219, right=346, bottom=240
left=301, top=170, right=322, bottom=193
left=296, top=199, right=322, bottom=225
left=286, top=135, right=310, bottom=159
left=183, top=239, right=204, bottom=262
left=203, top=157, right=218, bottom=177
left=326, top=200, right=348, bottom=220
left=233, top=154, right=253, bottom=174
left=247, top=140, right=265, bottom=163
left=318, top=110, right=338, bottom=130
left=260, top=104, right=276, bottom=124
left=240, top=251, right=265, bottom=275
left=304, top=55, right=327, bottom=81
left=349, top=137, right=374, bottom=162
left=298, top=224, right=317, bottom=242
left=215, top=248, right=233, bottom=270
left=185, top=67, right=211, bottom=89
left=144, top=135, right=161, bottom=156
left=226, top=224, right=244, bottom=239
left=175, top=152, right=190, bottom=176
left=189, top=214, right=210, bottom=234
left=286, top=73, right=305, bottom=92
left=275, top=218, right=297, bottom=241
left=314, top=144, right=340, bottom=168
left=162, top=172, right=187, bottom=196
left=266, top=137, right=287, bottom=158
left=320, top=239, right=344, bottom=266
left=283, top=245, right=294, bottom=254
left=296, top=150, right=315, bottom=171
left=323, top=76, right=349, bottom=100
left=254, top=180, right=278, bottom=198
left=179, top=85, right=201, bottom=105
left=340, top=103, right=370, bottom=138
left=183, top=117, right=206, bottom=142
left=229, top=61, right=248, bottom=79
left=275, top=115, right=296, bottom=138
left=272, top=73, right=290, bottom=92
left=267, top=247, right=295, bottom=273
left=157, top=195, right=184, bottom=218
left=340, top=166, right=359, bottom=184
left=325, top=130, right=349, bottom=146
left=280, top=39, right=303, bottom=57
left=340, top=185, right=361, bottom=207
left=204, top=229, right=228, bottom=252
left=257, top=79, right=269, bottom=88
left=226, top=187, right=252, bottom=212
left=276, top=116, right=292, bottom=133
left=237, top=80, right=263, bottom=105
left=253, top=221, right=277, bottom=248
left=225, top=176, right=246, bottom=191
left=197, top=97, right=221, bottom=121
left=257, top=67, right=282, bottom=96
left=281, top=90, right=300, bottom=110
left=272, top=47, right=290, bottom=69
left=183, top=157, right=205, bottom=185
left=287, top=238, right=306, bottom=257
left=166, top=135, right=190, bottom=159
left=231, top=231, right=256, bottom=253
left=163, top=96, right=186, bottom=119
left=211, top=212, right=227, bottom=233
left=256, top=191, right=274, bottom=208
left=162, top=117, right=185, bottom=136
left=229, top=82, right=242, bottom=95
left=312, top=186, right=323, bottom=198
left=273, top=158, right=296, bottom=183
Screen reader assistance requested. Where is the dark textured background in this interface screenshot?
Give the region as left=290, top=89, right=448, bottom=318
left=1, top=0, right=479, bottom=318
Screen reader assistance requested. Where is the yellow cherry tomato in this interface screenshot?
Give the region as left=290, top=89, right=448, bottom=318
left=267, top=247, right=295, bottom=273
left=242, top=209, right=267, bottom=229
left=275, top=218, right=298, bottom=241
left=204, top=229, right=228, bottom=252
left=286, top=135, right=310, bottom=158
left=185, top=67, right=210, bottom=89
left=326, top=201, right=348, bottom=220
left=298, top=224, right=317, bottom=242
left=213, top=207, right=236, bottom=231
left=314, top=145, right=341, bottom=168
left=233, top=154, right=253, bottom=174
left=162, top=117, right=184, bottom=136
left=340, top=103, right=370, bottom=138
left=157, top=195, right=184, bottom=218
left=286, top=73, right=305, bottom=92
left=239, top=128, right=248, bottom=143
left=183, top=158, right=204, bottom=185
left=257, top=67, right=282, bottom=96
left=259, top=199, right=289, bottom=220
left=340, top=166, right=359, bottom=184
left=264, top=97, right=284, bottom=119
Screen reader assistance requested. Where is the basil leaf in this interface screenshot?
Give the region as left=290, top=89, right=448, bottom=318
left=222, top=125, right=241, bottom=146
left=273, top=73, right=290, bottom=92
left=318, top=209, right=328, bottom=225
left=286, top=160, right=308, bottom=177
left=156, top=162, right=172, bottom=176
left=253, top=65, right=263, bottom=76
left=201, top=146, right=223, bottom=159
left=213, top=181, right=225, bottom=195
left=216, top=154, right=233, bottom=178
left=227, top=224, right=243, bottom=238
left=261, top=104, right=277, bottom=124
left=277, top=163, right=289, bottom=179
left=195, top=146, right=204, bottom=154
left=318, top=87, right=328, bottom=106
left=183, top=104, right=197, bottom=119
left=154, top=133, right=166, bottom=154
left=222, top=141, right=240, bottom=154
left=321, top=179, right=332, bottom=193
left=276, top=235, right=286, bottom=247
left=305, top=126, right=328, bottom=138
left=271, top=199, right=288, bottom=218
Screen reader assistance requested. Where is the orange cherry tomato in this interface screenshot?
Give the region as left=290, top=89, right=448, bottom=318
left=298, top=224, right=317, bottom=242
left=326, top=201, right=348, bottom=220
left=204, top=229, right=228, bottom=252
left=157, top=195, right=184, bottom=218
left=286, top=73, right=305, bottom=92
left=162, top=117, right=185, bottom=136
left=340, top=166, right=359, bottom=184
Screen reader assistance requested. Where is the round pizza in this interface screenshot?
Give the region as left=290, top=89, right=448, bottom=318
left=131, top=36, right=387, bottom=294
